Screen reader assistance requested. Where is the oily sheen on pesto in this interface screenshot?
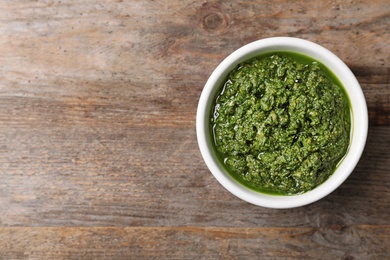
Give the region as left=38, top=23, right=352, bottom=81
left=211, top=52, right=351, bottom=195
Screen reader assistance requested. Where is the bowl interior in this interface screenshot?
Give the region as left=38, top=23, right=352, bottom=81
left=196, top=37, right=368, bottom=208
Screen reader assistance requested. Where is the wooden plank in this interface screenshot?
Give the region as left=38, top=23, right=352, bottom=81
left=0, top=127, right=388, bottom=227
left=0, top=226, right=389, bottom=259
left=0, top=1, right=389, bottom=126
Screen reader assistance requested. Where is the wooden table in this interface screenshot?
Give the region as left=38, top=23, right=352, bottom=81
left=1, top=1, right=389, bottom=259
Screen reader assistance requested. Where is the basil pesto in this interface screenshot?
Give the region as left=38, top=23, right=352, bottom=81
left=212, top=52, right=351, bottom=195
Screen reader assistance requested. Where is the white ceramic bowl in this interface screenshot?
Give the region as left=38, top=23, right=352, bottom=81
left=196, top=37, right=368, bottom=209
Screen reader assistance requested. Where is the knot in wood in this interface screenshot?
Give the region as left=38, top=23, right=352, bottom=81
left=199, top=10, right=229, bottom=34
left=203, top=13, right=223, bottom=30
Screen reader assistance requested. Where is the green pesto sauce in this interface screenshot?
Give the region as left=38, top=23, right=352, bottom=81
left=211, top=52, right=351, bottom=195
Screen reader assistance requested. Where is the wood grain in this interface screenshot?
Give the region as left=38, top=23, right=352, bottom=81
left=0, top=0, right=389, bottom=258
left=0, top=126, right=389, bottom=228
left=0, top=226, right=389, bottom=259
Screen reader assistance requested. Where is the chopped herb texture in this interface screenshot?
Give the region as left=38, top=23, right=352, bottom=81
left=212, top=52, right=351, bottom=195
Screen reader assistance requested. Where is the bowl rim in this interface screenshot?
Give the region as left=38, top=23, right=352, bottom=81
left=196, top=37, right=368, bottom=209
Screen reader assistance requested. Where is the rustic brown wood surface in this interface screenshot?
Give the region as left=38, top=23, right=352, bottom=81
left=0, top=0, right=389, bottom=259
